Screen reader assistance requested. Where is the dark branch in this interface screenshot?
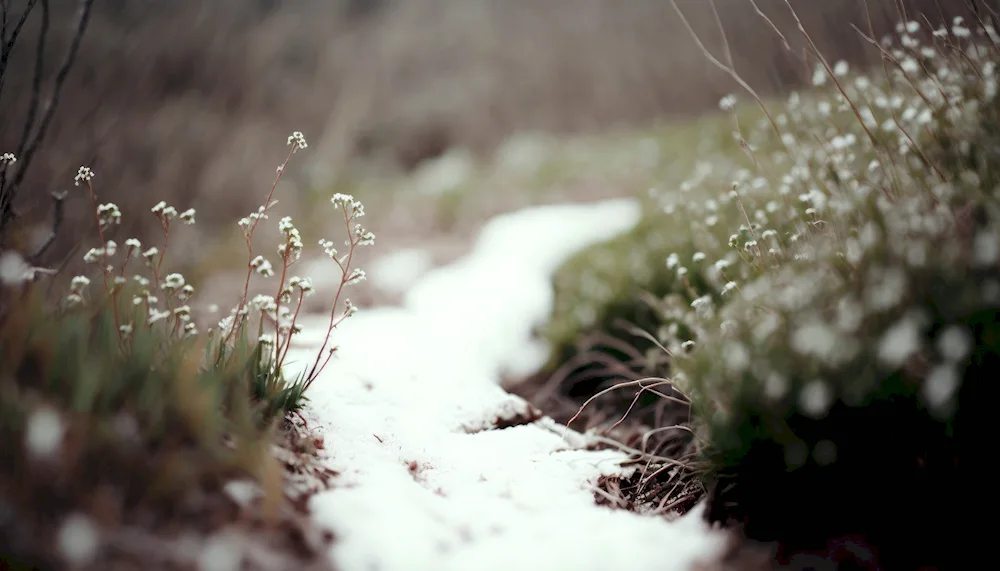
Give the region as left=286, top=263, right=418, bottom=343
left=18, top=0, right=48, bottom=160
left=27, top=188, right=66, bottom=262
left=0, top=0, right=41, bottom=102
left=1, top=0, right=93, bottom=231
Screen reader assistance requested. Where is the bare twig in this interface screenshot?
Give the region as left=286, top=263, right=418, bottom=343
left=27, top=188, right=66, bottom=262
left=667, top=0, right=784, bottom=142
left=0, top=0, right=41, bottom=101
left=1, top=0, right=94, bottom=232
left=17, top=0, right=48, bottom=166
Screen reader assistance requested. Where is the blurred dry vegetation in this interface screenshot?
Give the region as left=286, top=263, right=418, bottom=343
left=0, top=0, right=958, bottom=278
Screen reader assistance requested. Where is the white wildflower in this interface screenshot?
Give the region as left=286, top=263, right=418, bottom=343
left=724, top=342, right=750, bottom=373
left=937, top=326, right=972, bottom=362
left=791, top=320, right=839, bottom=360
left=764, top=372, right=788, bottom=400
left=799, top=380, right=833, bottom=418
left=287, top=130, right=308, bottom=150
left=319, top=239, right=338, bottom=258
left=345, top=268, right=367, bottom=285
left=161, top=273, right=185, bottom=291
left=251, top=294, right=277, bottom=314
left=141, top=247, right=159, bottom=265
left=973, top=230, right=999, bottom=266
left=812, top=64, right=827, bottom=86
left=70, top=275, right=91, bottom=293
left=97, top=203, right=122, bottom=227
left=923, top=365, right=960, bottom=409
left=147, top=308, right=171, bottom=324
left=82, top=247, right=104, bottom=264
left=877, top=316, right=923, bottom=367
left=344, top=298, right=358, bottom=317
left=250, top=255, right=274, bottom=277
left=124, top=238, right=142, bottom=256
left=74, top=166, right=94, bottom=186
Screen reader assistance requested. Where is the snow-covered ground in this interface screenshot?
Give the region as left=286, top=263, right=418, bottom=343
left=283, top=199, right=724, bottom=571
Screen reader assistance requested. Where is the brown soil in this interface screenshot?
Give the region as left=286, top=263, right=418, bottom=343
left=1, top=417, right=339, bottom=571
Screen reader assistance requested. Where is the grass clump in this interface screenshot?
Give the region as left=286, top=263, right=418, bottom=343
left=538, top=8, right=999, bottom=569
left=0, top=132, right=374, bottom=569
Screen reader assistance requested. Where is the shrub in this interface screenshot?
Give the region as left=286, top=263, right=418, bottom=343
left=0, top=131, right=374, bottom=568
left=540, top=7, right=998, bottom=569
left=670, top=14, right=999, bottom=567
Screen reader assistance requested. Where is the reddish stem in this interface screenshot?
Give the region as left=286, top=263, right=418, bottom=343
left=304, top=206, right=358, bottom=387
left=224, top=146, right=296, bottom=347
left=86, top=181, right=122, bottom=336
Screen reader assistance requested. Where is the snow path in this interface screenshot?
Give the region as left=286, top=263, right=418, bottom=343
left=283, top=199, right=724, bottom=571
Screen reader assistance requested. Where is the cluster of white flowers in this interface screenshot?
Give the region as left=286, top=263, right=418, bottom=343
left=250, top=255, right=274, bottom=277
left=594, top=16, right=1000, bottom=426
left=94, top=203, right=121, bottom=229
left=63, top=275, right=91, bottom=307
left=238, top=205, right=270, bottom=237
left=160, top=273, right=185, bottom=291
left=151, top=201, right=196, bottom=226
left=73, top=166, right=94, bottom=186
left=277, top=216, right=304, bottom=263
left=280, top=276, right=314, bottom=303
left=46, top=130, right=381, bottom=392
left=331, top=193, right=364, bottom=217
left=287, top=130, right=308, bottom=151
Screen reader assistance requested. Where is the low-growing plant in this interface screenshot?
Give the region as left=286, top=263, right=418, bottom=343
left=0, top=131, right=374, bottom=568
left=539, top=4, right=998, bottom=568
left=668, top=12, right=999, bottom=568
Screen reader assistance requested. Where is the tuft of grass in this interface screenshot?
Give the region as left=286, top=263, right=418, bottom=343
left=0, top=131, right=374, bottom=568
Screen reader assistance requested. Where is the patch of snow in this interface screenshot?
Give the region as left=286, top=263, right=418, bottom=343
left=57, top=513, right=100, bottom=566
left=25, top=405, right=65, bottom=460
left=285, top=198, right=723, bottom=571
left=198, top=531, right=245, bottom=571
left=0, top=251, right=30, bottom=285
left=367, top=248, right=434, bottom=297
left=223, top=480, right=261, bottom=509
left=495, top=133, right=551, bottom=176
left=414, top=149, right=476, bottom=196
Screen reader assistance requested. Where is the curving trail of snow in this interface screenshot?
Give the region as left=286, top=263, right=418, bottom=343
left=283, top=199, right=723, bottom=571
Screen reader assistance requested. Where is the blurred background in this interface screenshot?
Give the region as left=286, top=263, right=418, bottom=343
left=0, top=0, right=956, bottom=303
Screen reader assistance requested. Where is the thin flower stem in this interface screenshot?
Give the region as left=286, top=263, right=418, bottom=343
left=304, top=207, right=357, bottom=387
left=85, top=180, right=121, bottom=337
left=225, top=146, right=296, bottom=347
